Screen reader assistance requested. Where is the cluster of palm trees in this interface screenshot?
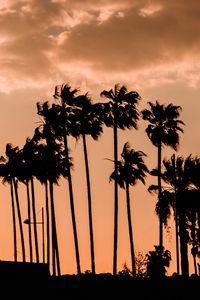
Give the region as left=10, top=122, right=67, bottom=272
left=0, top=83, right=199, bottom=278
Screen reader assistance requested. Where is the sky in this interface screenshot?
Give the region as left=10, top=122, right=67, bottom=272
left=0, top=0, right=200, bottom=276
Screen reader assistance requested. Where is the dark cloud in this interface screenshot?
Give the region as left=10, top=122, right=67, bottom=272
left=0, top=0, right=200, bottom=89
left=58, top=0, right=200, bottom=72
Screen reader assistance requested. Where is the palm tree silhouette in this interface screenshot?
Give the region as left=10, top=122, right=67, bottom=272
left=33, top=141, right=51, bottom=268
left=191, top=158, right=200, bottom=250
left=187, top=191, right=199, bottom=276
left=101, top=84, right=140, bottom=275
left=21, top=137, right=40, bottom=263
left=0, top=155, right=17, bottom=262
left=109, top=142, right=148, bottom=277
left=146, top=245, right=171, bottom=278
left=150, top=155, right=192, bottom=276
left=148, top=154, right=180, bottom=274
left=70, top=92, right=103, bottom=274
left=142, top=101, right=184, bottom=249
left=53, top=84, right=81, bottom=274
left=185, top=156, right=200, bottom=275
left=35, top=101, right=62, bottom=276
left=5, top=143, right=26, bottom=262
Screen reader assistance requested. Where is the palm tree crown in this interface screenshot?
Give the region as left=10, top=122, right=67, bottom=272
left=110, top=142, right=148, bottom=188
left=142, top=101, right=184, bottom=150
left=100, top=84, right=140, bottom=129
left=109, top=142, right=148, bottom=277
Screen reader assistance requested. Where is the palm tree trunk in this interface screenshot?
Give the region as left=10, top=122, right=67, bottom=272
left=26, top=179, right=33, bottom=263
left=158, top=142, right=163, bottom=248
left=45, top=180, right=50, bottom=269
left=82, top=133, right=95, bottom=274
left=63, top=133, right=81, bottom=274
left=175, top=203, right=180, bottom=275
left=197, top=206, right=200, bottom=247
left=191, top=208, right=197, bottom=275
left=196, top=202, right=200, bottom=276
left=172, top=154, right=180, bottom=274
left=125, top=181, right=136, bottom=277
left=10, top=179, right=17, bottom=262
left=192, top=250, right=197, bottom=276
left=179, top=209, right=189, bottom=277
left=13, top=178, right=26, bottom=262
left=49, top=179, right=61, bottom=276
left=30, top=177, right=39, bottom=263
left=113, top=115, right=118, bottom=275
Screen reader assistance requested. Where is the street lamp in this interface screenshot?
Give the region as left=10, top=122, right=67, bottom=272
left=24, top=207, right=45, bottom=263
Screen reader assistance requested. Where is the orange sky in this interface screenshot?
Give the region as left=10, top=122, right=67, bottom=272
left=0, top=0, right=199, bottom=276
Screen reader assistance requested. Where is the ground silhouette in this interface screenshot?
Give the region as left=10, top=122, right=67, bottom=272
left=0, top=262, right=199, bottom=300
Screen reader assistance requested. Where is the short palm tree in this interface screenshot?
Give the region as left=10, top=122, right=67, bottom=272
left=142, top=101, right=184, bottom=248
left=101, top=84, right=140, bottom=275
left=153, top=155, right=192, bottom=277
left=146, top=245, right=171, bottom=278
left=109, top=142, right=148, bottom=277
left=189, top=156, right=200, bottom=241
left=148, top=154, right=180, bottom=274
left=185, top=156, right=200, bottom=275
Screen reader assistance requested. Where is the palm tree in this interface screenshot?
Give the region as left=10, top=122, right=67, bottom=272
left=148, top=154, right=180, bottom=274
left=158, top=155, right=192, bottom=277
left=5, top=143, right=26, bottom=262
left=142, top=101, right=184, bottom=248
left=0, top=156, right=17, bottom=262
left=109, top=142, right=148, bottom=277
left=187, top=191, right=199, bottom=276
left=53, top=84, right=81, bottom=274
left=186, top=156, right=200, bottom=275
left=33, top=141, right=51, bottom=268
left=68, top=92, right=103, bottom=274
left=21, top=138, right=40, bottom=263
left=146, top=245, right=171, bottom=278
left=35, top=101, right=62, bottom=276
left=101, top=84, right=140, bottom=275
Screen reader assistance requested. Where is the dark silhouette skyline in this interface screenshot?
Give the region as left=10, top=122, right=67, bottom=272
left=0, top=83, right=199, bottom=280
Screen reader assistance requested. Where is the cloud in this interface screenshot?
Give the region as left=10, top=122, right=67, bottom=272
left=0, top=0, right=200, bottom=92
left=58, top=0, right=200, bottom=69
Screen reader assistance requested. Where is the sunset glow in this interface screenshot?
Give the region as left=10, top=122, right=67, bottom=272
left=0, top=0, right=199, bottom=276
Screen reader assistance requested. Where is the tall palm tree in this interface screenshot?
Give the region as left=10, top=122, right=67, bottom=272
left=21, top=138, right=39, bottom=263
left=33, top=142, right=51, bottom=267
left=142, top=101, right=184, bottom=248
left=35, top=102, right=62, bottom=276
left=109, top=142, right=148, bottom=277
left=5, top=143, right=26, bottom=262
left=75, top=93, right=103, bottom=274
left=54, top=84, right=103, bottom=274
left=22, top=175, right=33, bottom=263
left=70, top=92, right=103, bottom=275
left=101, top=84, right=140, bottom=275
left=33, top=141, right=51, bottom=268
left=0, top=156, right=17, bottom=262
left=53, top=84, right=81, bottom=274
